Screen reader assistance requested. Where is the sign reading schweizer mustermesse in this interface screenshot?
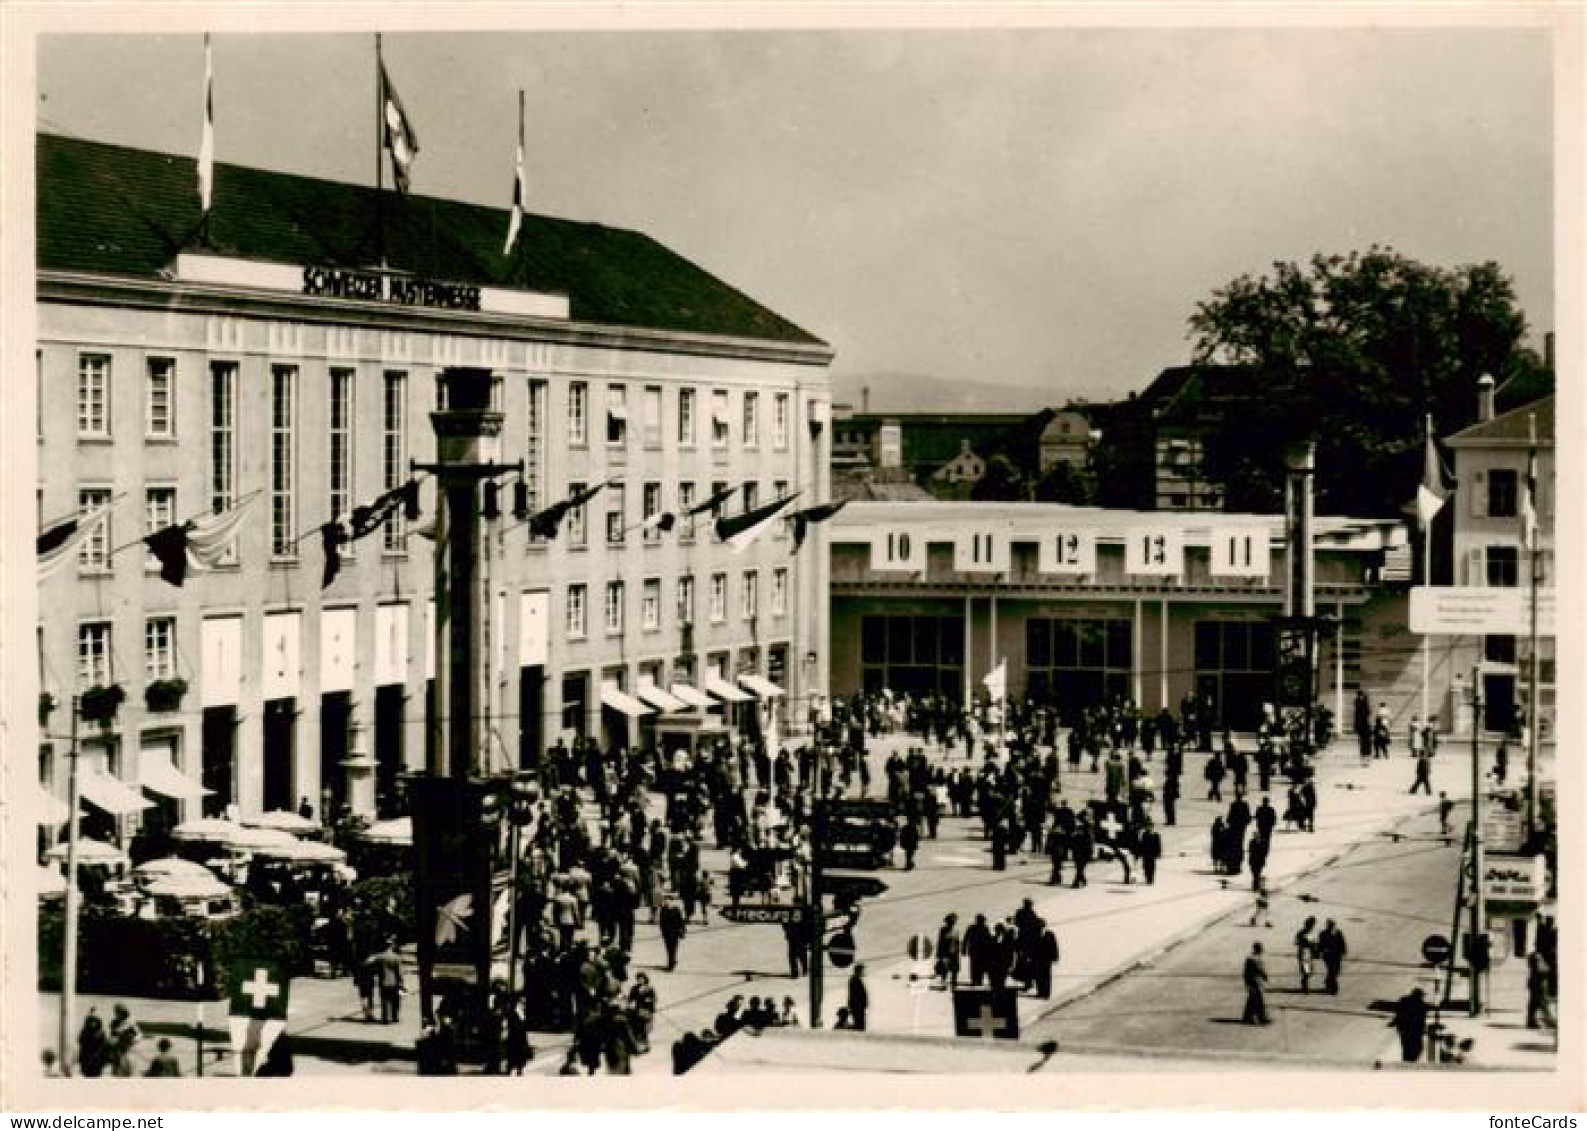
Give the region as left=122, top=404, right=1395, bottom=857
left=302, top=265, right=481, bottom=311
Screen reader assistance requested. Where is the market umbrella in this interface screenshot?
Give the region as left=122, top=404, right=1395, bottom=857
left=357, top=816, right=412, bottom=846
left=142, top=874, right=233, bottom=900
left=242, top=810, right=319, bottom=834
left=171, top=817, right=247, bottom=843
left=43, top=838, right=128, bottom=866
left=133, top=857, right=218, bottom=883
left=226, top=826, right=300, bottom=851
left=251, top=839, right=347, bottom=864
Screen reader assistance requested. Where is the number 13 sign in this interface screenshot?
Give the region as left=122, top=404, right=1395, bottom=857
left=1124, top=527, right=1185, bottom=576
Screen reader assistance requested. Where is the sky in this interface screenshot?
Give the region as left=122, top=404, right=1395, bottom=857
left=34, top=21, right=1555, bottom=411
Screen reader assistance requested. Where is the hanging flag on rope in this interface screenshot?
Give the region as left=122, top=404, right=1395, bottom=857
left=1522, top=438, right=1538, bottom=552
left=36, top=506, right=110, bottom=583
left=528, top=481, right=610, bottom=540
left=319, top=520, right=349, bottom=588
left=1415, top=415, right=1449, bottom=529
left=379, top=56, right=420, bottom=194
left=142, top=494, right=260, bottom=587
left=348, top=480, right=420, bottom=542
left=198, top=33, right=215, bottom=216
left=715, top=493, right=799, bottom=553
left=788, top=500, right=847, bottom=553
left=982, top=660, right=1008, bottom=704
left=686, top=483, right=740, bottom=517
left=640, top=510, right=677, bottom=536
left=503, top=90, right=527, bottom=256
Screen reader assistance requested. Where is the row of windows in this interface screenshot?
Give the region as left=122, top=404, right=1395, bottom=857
left=62, top=352, right=796, bottom=455
left=568, top=382, right=791, bottom=452
left=564, top=569, right=788, bottom=638
left=74, top=617, right=176, bottom=689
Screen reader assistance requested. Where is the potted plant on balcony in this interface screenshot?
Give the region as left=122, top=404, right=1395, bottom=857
left=79, top=683, right=125, bottom=727
left=145, top=677, right=188, bottom=714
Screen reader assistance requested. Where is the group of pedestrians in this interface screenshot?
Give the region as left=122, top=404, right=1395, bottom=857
left=931, top=900, right=1062, bottom=999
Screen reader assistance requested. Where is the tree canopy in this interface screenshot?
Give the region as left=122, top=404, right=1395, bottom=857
left=1186, top=247, right=1544, bottom=516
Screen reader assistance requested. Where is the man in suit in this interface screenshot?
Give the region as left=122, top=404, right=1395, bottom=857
left=1242, top=943, right=1270, bottom=1025
left=847, top=965, right=870, bottom=1031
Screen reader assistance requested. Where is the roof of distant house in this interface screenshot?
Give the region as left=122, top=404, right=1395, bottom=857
left=36, top=132, right=826, bottom=349
left=1446, top=395, right=1555, bottom=447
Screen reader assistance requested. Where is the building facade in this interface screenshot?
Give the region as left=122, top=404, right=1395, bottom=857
left=828, top=501, right=1408, bottom=731
left=34, top=133, right=833, bottom=832
left=1443, top=387, right=1556, bottom=736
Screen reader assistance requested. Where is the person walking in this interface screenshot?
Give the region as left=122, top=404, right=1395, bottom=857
left=1242, top=943, right=1270, bottom=1025
left=847, top=964, right=870, bottom=1031
left=964, top=913, right=993, bottom=986
left=1390, top=988, right=1430, bottom=1062
left=1247, top=831, right=1269, bottom=893
left=935, top=913, right=962, bottom=989
left=1526, top=949, right=1555, bottom=1029
left=1204, top=752, right=1225, bottom=802
left=1161, top=771, right=1179, bottom=827
left=1294, top=916, right=1318, bottom=994
left=1032, top=923, right=1060, bottom=999
left=1318, top=919, right=1348, bottom=995
left=659, top=895, right=688, bottom=972
left=1137, top=819, right=1162, bottom=886
left=1438, top=792, right=1454, bottom=836
left=369, top=943, right=405, bottom=1024
left=899, top=819, right=920, bottom=871
left=1409, top=751, right=1432, bottom=795
left=1069, top=817, right=1092, bottom=889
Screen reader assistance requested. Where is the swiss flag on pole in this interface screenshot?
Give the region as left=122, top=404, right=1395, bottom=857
left=228, top=957, right=290, bottom=1074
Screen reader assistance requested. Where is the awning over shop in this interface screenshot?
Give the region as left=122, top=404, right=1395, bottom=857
left=704, top=675, right=752, bottom=703
left=600, top=682, right=654, bottom=719
left=35, top=784, right=69, bottom=825
left=739, top=674, right=785, bottom=699
left=79, top=770, right=154, bottom=815
left=139, top=754, right=211, bottom=801
left=669, top=683, right=715, bottom=710
left=636, top=682, right=689, bottom=713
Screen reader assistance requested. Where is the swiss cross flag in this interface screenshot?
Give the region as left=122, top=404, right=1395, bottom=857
left=952, top=987, right=1020, bottom=1039
left=228, top=958, right=290, bottom=1021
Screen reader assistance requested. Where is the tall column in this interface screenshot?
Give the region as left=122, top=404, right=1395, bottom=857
left=430, top=367, right=503, bottom=780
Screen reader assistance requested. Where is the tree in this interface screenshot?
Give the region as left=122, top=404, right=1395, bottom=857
left=1033, top=460, right=1095, bottom=506
left=1187, top=247, right=1542, bottom=517
left=970, top=453, right=1030, bottom=502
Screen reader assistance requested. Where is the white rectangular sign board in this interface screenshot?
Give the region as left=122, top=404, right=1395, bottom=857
left=1210, top=526, right=1271, bottom=579
left=872, top=528, right=926, bottom=573
left=1124, top=527, right=1185, bottom=576
left=1409, top=587, right=1555, bottom=636
left=954, top=529, right=1010, bottom=574
left=1037, top=528, right=1097, bottom=575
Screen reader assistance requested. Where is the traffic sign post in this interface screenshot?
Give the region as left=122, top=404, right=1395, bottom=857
left=827, top=930, right=856, bottom=969
left=1421, top=934, right=1452, bottom=967
left=823, top=875, right=888, bottom=903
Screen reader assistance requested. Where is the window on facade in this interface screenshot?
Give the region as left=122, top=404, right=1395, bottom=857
left=145, top=616, right=176, bottom=681
left=743, top=391, right=759, bottom=448
left=1484, top=634, right=1517, bottom=664
left=642, top=578, right=661, bottom=631
left=145, top=357, right=175, bottom=438
left=711, top=390, right=730, bottom=447
left=678, top=482, right=697, bottom=540
left=382, top=372, right=407, bottom=552
left=678, top=387, right=697, bottom=446
left=210, top=361, right=237, bottom=516
left=606, top=484, right=626, bottom=545
left=568, top=381, right=588, bottom=446
left=772, top=567, right=788, bottom=616
left=742, top=482, right=759, bottom=513
left=567, top=481, right=587, bottom=546
left=604, top=581, right=624, bottom=634
left=773, top=481, right=789, bottom=537
left=742, top=570, right=758, bottom=621
left=145, top=487, right=176, bottom=571
left=566, top=584, right=587, bottom=638
left=329, top=368, right=355, bottom=539
left=710, top=572, right=727, bottom=622
left=607, top=384, right=628, bottom=446
left=643, top=386, right=662, bottom=448
left=643, top=482, right=663, bottom=543
left=78, top=353, right=110, bottom=437
left=1486, top=545, right=1519, bottom=587
left=1488, top=468, right=1518, bottom=518
left=677, top=575, right=695, bottom=625
left=78, top=488, right=112, bottom=572
left=773, top=393, right=790, bottom=450
left=271, top=365, right=298, bottom=557
left=525, top=379, right=548, bottom=543
left=78, top=621, right=113, bottom=689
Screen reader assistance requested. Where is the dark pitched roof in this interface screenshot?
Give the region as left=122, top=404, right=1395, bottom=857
left=1495, top=367, right=1554, bottom=414
left=36, top=132, right=825, bottom=347
left=1446, top=395, right=1554, bottom=445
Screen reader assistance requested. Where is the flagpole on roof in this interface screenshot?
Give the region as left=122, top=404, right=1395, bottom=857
left=1421, top=412, right=1432, bottom=725
left=1525, top=412, right=1540, bottom=842
left=196, top=33, right=214, bottom=249
left=375, top=33, right=386, bottom=268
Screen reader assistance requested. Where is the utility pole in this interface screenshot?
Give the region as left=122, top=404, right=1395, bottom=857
left=59, top=697, right=82, bottom=1075
left=1525, top=413, right=1540, bottom=843
left=1468, top=669, right=1485, bottom=1015
left=808, top=747, right=825, bottom=1029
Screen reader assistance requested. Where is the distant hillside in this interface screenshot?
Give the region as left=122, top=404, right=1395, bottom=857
left=832, top=370, right=1068, bottom=415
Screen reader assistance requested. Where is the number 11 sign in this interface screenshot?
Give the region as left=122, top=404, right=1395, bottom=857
left=1210, top=526, right=1271, bottom=579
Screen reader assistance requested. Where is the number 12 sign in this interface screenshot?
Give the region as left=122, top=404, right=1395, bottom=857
left=1211, top=526, right=1271, bottom=579
left=1124, top=527, right=1185, bottom=576
left=1037, top=529, right=1096, bottom=575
